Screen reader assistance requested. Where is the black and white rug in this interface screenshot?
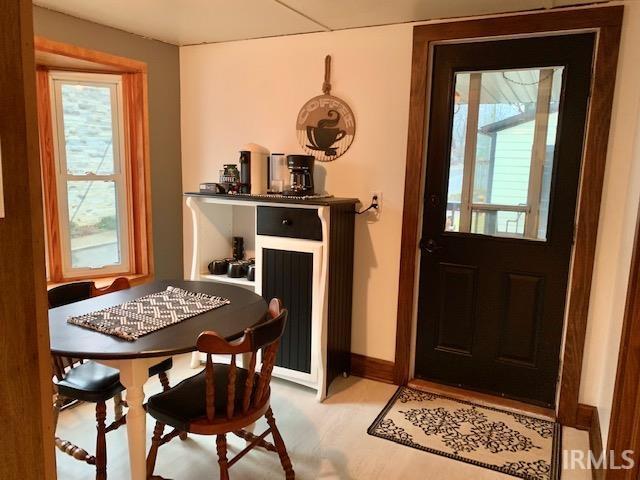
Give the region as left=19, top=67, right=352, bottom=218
left=67, top=286, right=230, bottom=341
left=368, top=387, right=561, bottom=480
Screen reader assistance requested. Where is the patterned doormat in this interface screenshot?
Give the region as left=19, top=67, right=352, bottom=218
left=67, top=286, right=230, bottom=341
left=368, top=387, right=561, bottom=480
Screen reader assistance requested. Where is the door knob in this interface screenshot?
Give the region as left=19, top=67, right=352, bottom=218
left=421, top=238, right=442, bottom=254
left=282, top=219, right=292, bottom=226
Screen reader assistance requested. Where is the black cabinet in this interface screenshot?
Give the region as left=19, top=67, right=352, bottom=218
left=262, top=248, right=313, bottom=373
left=256, top=201, right=357, bottom=398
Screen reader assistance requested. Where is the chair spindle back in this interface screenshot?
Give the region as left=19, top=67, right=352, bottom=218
left=49, top=278, right=131, bottom=380
left=196, top=298, right=287, bottom=422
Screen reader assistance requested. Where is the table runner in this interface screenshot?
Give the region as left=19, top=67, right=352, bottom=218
left=67, top=286, right=230, bottom=341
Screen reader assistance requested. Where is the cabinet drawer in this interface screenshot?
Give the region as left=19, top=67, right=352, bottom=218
left=257, top=206, right=322, bottom=241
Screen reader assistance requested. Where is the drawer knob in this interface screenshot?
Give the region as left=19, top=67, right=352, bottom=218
left=282, top=219, right=292, bottom=226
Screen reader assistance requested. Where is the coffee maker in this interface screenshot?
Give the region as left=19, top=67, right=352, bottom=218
left=284, top=155, right=315, bottom=196
left=238, top=143, right=269, bottom=194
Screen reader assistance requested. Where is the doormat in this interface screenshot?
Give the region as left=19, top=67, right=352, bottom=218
left=67, top=286, right=230, bottom=341
left=368, top=387, right=561, bottom=480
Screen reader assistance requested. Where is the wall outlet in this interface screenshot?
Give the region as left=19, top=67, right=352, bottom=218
left=370, top=191, right=382, bottom=209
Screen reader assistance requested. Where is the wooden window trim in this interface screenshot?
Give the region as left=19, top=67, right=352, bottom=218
left=394, top=5, right=623, bottom=427
left=34, top=37, right=154, bottom=283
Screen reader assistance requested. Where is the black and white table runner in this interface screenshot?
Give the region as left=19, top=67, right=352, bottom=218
left=67, top=286, right=230, bottom=341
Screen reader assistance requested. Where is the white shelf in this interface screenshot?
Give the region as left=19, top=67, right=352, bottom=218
left=200, top=273, right=256, bottom=288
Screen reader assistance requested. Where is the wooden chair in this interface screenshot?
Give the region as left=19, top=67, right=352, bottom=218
left=146, top=298, right=295, bottom=480
left=50, top=277, right=175, bottom=480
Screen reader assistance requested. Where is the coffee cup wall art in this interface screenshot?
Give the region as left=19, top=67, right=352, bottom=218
left=296, top=55, right=356, bottom=162
left=296, top=96, right=355, bottom=161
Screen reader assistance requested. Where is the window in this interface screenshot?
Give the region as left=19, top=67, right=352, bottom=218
left=49, top=72, right=130, bottom=277
left=35, top=37, right=153, bottom=284
left=445, top=66, right=563, bottom=241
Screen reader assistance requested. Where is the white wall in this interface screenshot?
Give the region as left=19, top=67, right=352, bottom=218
left=181, top=24, right=412, bottom=362
left=180, top=2, right=640, bottom=445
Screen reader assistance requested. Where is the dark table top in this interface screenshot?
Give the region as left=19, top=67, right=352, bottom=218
left=49, top=280, right=267, bottom=360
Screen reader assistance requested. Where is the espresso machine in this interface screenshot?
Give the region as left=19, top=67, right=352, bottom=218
left=284, top=155, right=315, bottom=196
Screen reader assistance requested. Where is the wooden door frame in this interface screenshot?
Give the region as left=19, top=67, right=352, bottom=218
left=394, top=5, right=623, bottom=427
left=605, top=209, right=640, bottom=479
left=0, top=1, right=56, bottom=478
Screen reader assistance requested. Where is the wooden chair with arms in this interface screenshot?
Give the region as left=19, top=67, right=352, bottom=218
left=50, top=277, right=175, bottom=480
left=146, top=298, right=295, bottom=479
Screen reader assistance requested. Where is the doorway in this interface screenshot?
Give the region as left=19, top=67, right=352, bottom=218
left=414, top=34, right=594, bottom=407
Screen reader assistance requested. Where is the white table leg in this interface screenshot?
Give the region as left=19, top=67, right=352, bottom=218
left=190, top=351, right=202, bottom=368
left=99, top=357, right=166, bottom=480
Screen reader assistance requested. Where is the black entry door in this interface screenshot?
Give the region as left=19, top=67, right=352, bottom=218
left=414, top=34, right=594, bottom=407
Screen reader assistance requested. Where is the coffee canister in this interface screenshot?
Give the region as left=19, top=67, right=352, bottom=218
left=246, top=264, right=256, bottom=282
left=208, top=258, right=231, bottom=275
left=227, top=261, right=248, bottom=278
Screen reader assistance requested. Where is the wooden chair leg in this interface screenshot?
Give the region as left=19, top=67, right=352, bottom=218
left=53, top=393, right=65, bottom=429
left=146, top=421, right=164, bottom=479
left=158, top=371, right=170, bottom=392
left=113, top=392, right=124, bottom=421
left=216, top=434, right=230, bottom=480
left=265, top=408, right=295, bottom=479
left=95, top=402, right=107, bottom=480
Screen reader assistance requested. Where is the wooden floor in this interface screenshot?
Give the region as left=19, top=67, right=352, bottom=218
left=56, top=354, right=592, bottom=479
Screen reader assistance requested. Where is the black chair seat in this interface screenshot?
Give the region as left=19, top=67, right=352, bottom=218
left=56, top=362, right=124, bottom=403
left=56, top=358, right=174, bottom=403
left=147, top=364, right=255, bottom=431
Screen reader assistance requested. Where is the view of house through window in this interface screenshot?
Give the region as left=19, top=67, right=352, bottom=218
left=445, top=66, right=564, bottom=241
left=49, top=71, right=130, bottom=276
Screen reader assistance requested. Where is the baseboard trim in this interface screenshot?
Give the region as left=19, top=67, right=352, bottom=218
left=575, top=404, right=603, bottom=480
left=350, top=353, right=396, bottom=384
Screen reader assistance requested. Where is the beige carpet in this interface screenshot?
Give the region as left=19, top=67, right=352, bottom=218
left=368, top=387, right=561, bottom=480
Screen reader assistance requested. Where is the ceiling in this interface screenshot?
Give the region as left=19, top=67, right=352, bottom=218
left=33, top=0, right=609, bottom=46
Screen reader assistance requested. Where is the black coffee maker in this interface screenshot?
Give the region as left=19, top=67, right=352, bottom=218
left=284, top=155, right=315, bottom=196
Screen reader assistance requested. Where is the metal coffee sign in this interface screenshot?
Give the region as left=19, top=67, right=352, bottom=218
left=296, top=56, right=355, bottom=162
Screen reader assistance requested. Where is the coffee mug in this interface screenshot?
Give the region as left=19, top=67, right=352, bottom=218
left=306, top=126, right=347, bottom=154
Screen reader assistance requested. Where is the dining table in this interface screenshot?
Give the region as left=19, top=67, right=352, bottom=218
left=49, top=279, right=268, bottom=480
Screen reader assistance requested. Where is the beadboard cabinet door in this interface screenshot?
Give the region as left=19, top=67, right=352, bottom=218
left=262, top=248, right=314, bottom=373
left=255, top=234, right=327, bottom=394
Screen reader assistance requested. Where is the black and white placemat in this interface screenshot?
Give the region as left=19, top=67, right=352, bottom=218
left=67, top=286, right=230, bottom=341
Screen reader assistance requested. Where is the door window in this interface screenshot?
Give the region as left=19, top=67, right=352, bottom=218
left=445, top=67, right=564, bottom=241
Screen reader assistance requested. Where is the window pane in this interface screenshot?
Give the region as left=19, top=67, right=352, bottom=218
left=445, top=67, right=563, bottom=240
left=447, top=73, right=469, bottom=212
left=61, top=84, right=115, bottom=175
left=67, top=180, right=121, bottom=268
left=471, top=210, right=526, bottom=237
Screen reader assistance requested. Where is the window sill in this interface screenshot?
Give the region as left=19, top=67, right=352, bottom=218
left=47, top=273, right=152, bottom=290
